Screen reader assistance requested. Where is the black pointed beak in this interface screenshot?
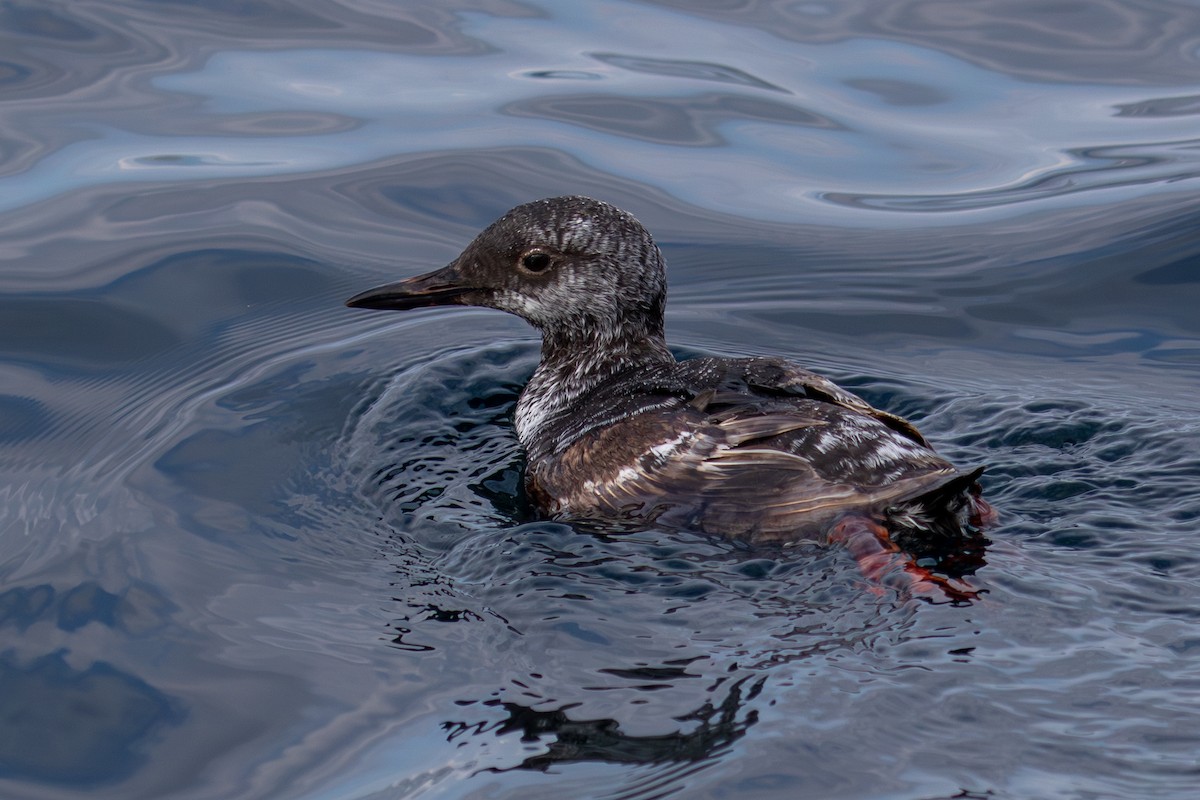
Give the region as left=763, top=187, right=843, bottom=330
left=345, top=264, right=474, bottom=311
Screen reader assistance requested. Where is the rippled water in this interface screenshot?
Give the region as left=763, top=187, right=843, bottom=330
left=2, top=2, right=1199, bottom=799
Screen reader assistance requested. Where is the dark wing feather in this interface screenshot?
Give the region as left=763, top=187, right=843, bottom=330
left=740, top=357, right=931, bottom=447
left=537, top=397, right=965, bottom=542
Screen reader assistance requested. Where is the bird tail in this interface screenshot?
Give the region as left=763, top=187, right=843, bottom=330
left=886, top=466, right=987, bottom=542
left=913, top=465, right=985, bottom=508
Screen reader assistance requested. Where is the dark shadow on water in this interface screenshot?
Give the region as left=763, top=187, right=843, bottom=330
left=446, top=674, right=764, bottom=773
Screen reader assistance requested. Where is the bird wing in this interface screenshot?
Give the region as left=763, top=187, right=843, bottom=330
left=739, top=357, right=932, bottom=447
left=537, top=399, right=962, bottom=542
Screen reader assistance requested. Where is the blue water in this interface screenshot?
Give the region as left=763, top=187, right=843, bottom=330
left=1, top=2, right=1199, bottom=798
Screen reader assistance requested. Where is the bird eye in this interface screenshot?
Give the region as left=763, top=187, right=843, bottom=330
left=520, top=251, right=552, bottom=273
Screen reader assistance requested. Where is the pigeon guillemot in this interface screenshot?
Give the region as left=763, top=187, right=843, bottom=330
left=347, top=197, right=995, bottom=597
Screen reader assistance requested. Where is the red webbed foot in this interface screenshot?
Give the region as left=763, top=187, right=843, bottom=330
left=827, top=515, right=980, bottom=603
left=969, top=495, right=1000, bottom=529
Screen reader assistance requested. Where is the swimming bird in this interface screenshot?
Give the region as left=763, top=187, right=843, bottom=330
left=347, top=197, right=994, bottom=598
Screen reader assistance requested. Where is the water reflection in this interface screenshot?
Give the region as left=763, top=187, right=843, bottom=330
left=646, top=0, right=1200, bottom=85
left=448, top=675, right=763, bottom=773
left=593, top=52, right=790, bottom=93
left=1116, top=93, right=1200, bottom=117
left=0, top=652, right=182, bottom=788
left=4, top=0, right=1198, bottom=224
left=505, top=92, right=839, bottom=146
left=825, top=137, right=1200, bottom=212
left=0, top=581, right=173, bottom=635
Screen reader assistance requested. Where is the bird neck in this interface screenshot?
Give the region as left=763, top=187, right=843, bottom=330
left=514, top=321, right=674, bottom=448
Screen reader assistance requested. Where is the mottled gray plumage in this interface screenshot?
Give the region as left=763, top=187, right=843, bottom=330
left=347, top=196, right=987, bottom=543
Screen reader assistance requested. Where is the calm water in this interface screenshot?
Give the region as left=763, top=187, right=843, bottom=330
left=2, top=2, right=1199, bottom=798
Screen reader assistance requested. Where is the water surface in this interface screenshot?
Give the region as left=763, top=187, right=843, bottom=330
left=1, top=2, right=1199, bottom=799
